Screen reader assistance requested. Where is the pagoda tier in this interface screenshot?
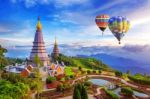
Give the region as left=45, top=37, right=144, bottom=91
left=52, top=37, right=59, bottom=61
left=29, top=17, right=50, bottom=66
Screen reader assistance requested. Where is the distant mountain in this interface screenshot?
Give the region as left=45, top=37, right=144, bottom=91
left=77, top=53, right=150, bottom=75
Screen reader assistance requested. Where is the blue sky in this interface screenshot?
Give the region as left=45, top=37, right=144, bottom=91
left=0, top=0, right=150, bottom=47
left=1, top=0, right=150, bottom=74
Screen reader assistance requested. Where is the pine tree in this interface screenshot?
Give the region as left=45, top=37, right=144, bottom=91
left=73, top=85, right=81, bottom=99
left=81, top=85, right=88, bottom=99
left=73, top=83, right=88, bottom=99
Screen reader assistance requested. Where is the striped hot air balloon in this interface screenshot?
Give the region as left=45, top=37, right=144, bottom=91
left=108, top=16, right=130, bottom=44
left=95, top=14, right=110, bottom=35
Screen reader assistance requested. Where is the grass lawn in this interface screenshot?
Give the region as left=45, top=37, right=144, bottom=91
left=64, top=67, right=74, bottom=76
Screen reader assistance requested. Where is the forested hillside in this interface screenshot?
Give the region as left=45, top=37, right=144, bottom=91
left=58, top=54, right=111, bottom=70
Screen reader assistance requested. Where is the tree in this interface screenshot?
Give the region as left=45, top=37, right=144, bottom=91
left=73, top=83, right=88, bottom=99
left=78, top=66, right=82, bottom=71
left=34, top=54, right=42, bottom=67
left=115, top=71, right=123, bottom=77
left=98, top=70, right=102, bottom=74
left=0, top=45, right=8, bottom=69
left=126, top=70, right=130, bottom=75
left=33, top=54, right=43, bottom=99
left=0, top=45, right=7, bottom=56
left=73, top=85, right=81, bottom=99
left=81, top=85, right=88, bottom=99
left=0, top=79, right=30, bottom=99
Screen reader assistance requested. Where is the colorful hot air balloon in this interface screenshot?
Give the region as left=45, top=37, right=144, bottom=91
left=108, top=16, right=130, bottom=44
left=95, top=14, right=110, bottom=35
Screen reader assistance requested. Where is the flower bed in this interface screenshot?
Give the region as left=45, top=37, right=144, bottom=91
left=47, top=81, right=60, bottom=89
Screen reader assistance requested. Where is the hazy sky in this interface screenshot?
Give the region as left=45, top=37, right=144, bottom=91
left=0, top=0, right=150, bottom=47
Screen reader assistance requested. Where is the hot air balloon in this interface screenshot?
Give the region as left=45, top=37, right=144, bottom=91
left=95, top=14, right=110, bottom=35
left=108, top=16, right=130, bottom=44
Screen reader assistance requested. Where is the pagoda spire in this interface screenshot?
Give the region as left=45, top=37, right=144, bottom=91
left=36, top=16, right=42, bottom=31
left=52, top=36, right=59, bottom=61
left=54, top=36, right=57, bottom=46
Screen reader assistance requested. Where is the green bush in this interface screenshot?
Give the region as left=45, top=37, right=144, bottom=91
left=121, top=87, right=133, bottom=96
left=93, top=70, right=96, bottom=74
left=0, top=95, right=13, bottom=99
left=56, top=83, right=71, bottom=92
left=115, top=71, right=123, bottom=77
left=78, top=66, right=82, bottom=71
left=46, top=76, right=56, bottom=84
left=84, top=81, right=92, bottom=87
left=73, top=83, right=88, bottom=99
left=81, top=70, right=86, bottom=74
left=56, top=83, right=64, bottom=92
left=104, top=88, right=119, bottom=99
left=70, top=75, right=74, bottom=79
left=0, top=79, right=29, bottom=99
left=128, top=74, right=150, bottom=85
left=98, top=70, right=102, bottom=74
left=87, top=70, right=91, bottom=74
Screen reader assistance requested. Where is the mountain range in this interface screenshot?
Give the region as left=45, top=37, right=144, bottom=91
left=77, top=53, right=150, bottom=75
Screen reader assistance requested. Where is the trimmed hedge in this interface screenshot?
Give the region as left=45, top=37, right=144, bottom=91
left=128, top=75, right=150, bottom=85
left=87, top=70, right=91, bottom=74
left=104, top=88, right=119, bottom=99
left=121, top=87, right=133, bottom=96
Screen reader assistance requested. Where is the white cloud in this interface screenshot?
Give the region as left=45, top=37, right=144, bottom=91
left=0, top=26, right=12, bottom=33
left=128, top=0, right=150, bottom=27
left=88, top=0, right=127, bottom=14
left=10, top=0, right=90, bottom=8
left=54, top=0, right=89, bottom=7
left=59, top=43, right=150, bottom=64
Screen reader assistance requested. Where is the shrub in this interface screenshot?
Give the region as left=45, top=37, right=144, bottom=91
left=81, top=70, right=86, bottom=74
left=56, top=83, right=71, bottom=92
left=115, top=71, right=123, bottom=77
left=84, top=81, right=92, bottom=87
left=128, top=74, right=150, bottom=85
left=87, top=70, right=91, bottom=74
left=121, top=87, right=134, bottom=96
left=98, top=70, right=102, bottom=74
left=104, top=88, right=119, bottom=99
left=78, top=66, right=82, bottom=71
left=65, top=76, right=70, bottom=80
left=56, top=74, right=65, bottom=81
left=60, top=77, right=65, bottom=82
left=70, top=75, right=74, bottom=79
left=46, top=76, right=56, bottom=84
left=56, top=83, right=64, bottom=92
left=93, top=70, right=96, bottom=74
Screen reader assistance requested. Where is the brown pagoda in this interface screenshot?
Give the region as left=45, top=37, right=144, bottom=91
left=29, top=17, right=50, bottom=66
left=52, top=37, right=59, bottom=61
